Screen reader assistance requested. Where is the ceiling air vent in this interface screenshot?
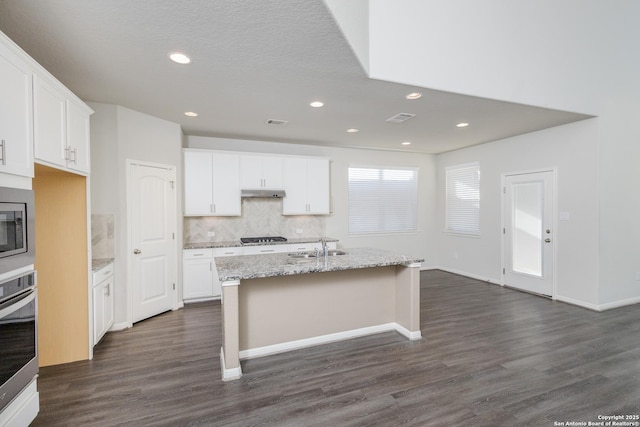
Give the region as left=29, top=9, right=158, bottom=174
left=266, top=119, right=288, bottom=126
left=386, top=112, right=416, bottom=123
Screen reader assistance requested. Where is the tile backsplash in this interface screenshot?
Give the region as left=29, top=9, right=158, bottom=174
left=91, top=214, right=114, bottom=259
left=184, top=198, right=326, bottom=243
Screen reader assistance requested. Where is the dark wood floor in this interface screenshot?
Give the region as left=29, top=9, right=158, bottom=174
left=32, top=270, right=640, bottom=426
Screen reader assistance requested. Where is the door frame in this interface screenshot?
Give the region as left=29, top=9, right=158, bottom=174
left=126, top=159, right=179, bottom=327
left=500, top=167, right=558, bottom=299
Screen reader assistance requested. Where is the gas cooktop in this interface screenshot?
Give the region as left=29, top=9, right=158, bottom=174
left=240, top=236, right=288, bottom=244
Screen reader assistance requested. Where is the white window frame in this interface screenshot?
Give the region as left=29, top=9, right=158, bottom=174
left=348, top=165, right=419, bottom=235
left=445, top=162, right=480, bottom=236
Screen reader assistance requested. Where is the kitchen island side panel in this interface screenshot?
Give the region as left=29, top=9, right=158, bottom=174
left=237, top=266, right=397, bottom=351
left=394, top=264, right=421, bottom=334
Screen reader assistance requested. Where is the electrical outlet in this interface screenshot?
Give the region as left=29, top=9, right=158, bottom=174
left=636, top=272, right=640, bottom=281
left=296, top=228, right=303, bottom=234
left=207, top=231, right=215, bottom=237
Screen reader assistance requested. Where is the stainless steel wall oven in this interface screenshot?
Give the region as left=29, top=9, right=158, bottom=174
left=0, top=271, right=37, bottom=412
left=0, top=186, right=35, bottom=274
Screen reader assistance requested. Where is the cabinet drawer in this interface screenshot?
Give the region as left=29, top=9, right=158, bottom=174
left=92, top=263, right=114, bottom=285
left=242, top=245, right=283, bottom=255
left=212, top=247, right=243, bottom=257
left=183, top=249, right=214, bottom=260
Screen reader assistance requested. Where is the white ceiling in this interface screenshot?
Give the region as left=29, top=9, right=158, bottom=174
left=0, top=0, right=591, bottom=154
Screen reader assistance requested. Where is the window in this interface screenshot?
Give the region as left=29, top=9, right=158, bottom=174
left=348, top=166, right=418, bottom=234
left=445, top=162, right=480, bottom=235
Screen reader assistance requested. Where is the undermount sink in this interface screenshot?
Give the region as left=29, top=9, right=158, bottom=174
left=287, top=250, right=347, bottom=258
left=288, top=252, right=316, bottom=258
left=326, top=250, right=347, bottom=256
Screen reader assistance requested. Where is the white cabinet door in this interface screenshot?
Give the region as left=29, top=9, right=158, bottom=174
left=184, top=151, right=214, bottom=215
left=66, top=99, right=91, bottom=173
left=212, top=153, right=241, bottom=215
left=34, top=75, right=91, bottom=174
left=282, top=158, right=330, bottom=215
left=93, top=284, right=105, bottom=343
left=33, top=75, right=67, bottom=168
left=93, top=269, right=114, bottom=345
left=103, top=276, right=114, bottom=333
left=183, top=249, right=215, bottom=301
left=184, top=150, right=241, bottom=216
left=239, top=155, right=263, bottom=189
left=240, top=155, right=284, bottom=189
left=261, top=156, right=283, bottom=189
left=282, top=157, right=308, bottom=214
left=306, top=158, right=330, bottom=214
left=0, top=42, right=33, bottom=178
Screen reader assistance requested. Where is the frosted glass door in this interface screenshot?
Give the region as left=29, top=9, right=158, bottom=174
left=504, top=171, right=554, bottom=296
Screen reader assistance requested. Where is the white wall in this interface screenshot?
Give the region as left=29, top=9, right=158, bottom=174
left=365, top=0, right=617, bottom=115
left=186, top=136, right=437, bottom=266
left=436, top=120, right=600, bottom=307
left=323, top=0, right=370, bottom=74
left=90, top=103, right=183, bottom=326
left=327, top=0, right=640, bottom=309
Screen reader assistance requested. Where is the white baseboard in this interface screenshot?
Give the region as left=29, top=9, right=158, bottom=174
left=183, top=296, right=221, bottom=304
left=435, top=266, right=502, bottom=285
left=239, top=323, right=421, bottom=360
left=433, top=267, right=640, bottom=312
left=220, top=347, right=242, bottom=381
left=594, top=295, right=640, bottom=312
left=109, top=321, right=131, bottom=332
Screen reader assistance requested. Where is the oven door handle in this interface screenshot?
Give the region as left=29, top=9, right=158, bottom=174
left=0, top=288, right=36, bottom=317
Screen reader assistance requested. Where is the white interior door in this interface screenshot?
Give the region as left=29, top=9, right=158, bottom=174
left=503, top=171, right=554, bottom=296
left=129, top=161, right=177, bottom=323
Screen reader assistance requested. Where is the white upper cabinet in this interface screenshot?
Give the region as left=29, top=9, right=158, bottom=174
left=66, top=99, right=91, bottom=173
left=184, top=150, right=241, bottom=216
left=33, top=75, right=66, bottom=167
left=240, top=155, right=283, bottom=189
left=33, top=74, right=92, bottom=175
left=282, top=157, right=330, bottom=215
left=0, top=39, right=33, bottom=178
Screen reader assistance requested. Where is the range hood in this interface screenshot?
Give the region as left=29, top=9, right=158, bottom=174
left=240, top=189, right=286, bottom=198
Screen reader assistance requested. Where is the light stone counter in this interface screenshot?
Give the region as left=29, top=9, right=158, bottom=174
left=218, top=247, right=423, bottom=381
left=215, top=247, right=424, bottom=281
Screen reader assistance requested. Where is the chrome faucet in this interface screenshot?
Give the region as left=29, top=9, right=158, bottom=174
left=320, top=238, right=328, bottom=259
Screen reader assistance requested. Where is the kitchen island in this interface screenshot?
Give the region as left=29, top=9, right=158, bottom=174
left=216, top=247, right=423, bottom=381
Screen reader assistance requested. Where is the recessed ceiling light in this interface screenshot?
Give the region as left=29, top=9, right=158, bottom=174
left=401, top=141, right=412, bottom=145
left=184, top=111, right=198, bottom=117
left=169, top=52, right=191, bottom=64
left=346, top=128, right=359, bottom=133
left=406, top=92, right=422, bottom=100
left=310, top=101, right=324, bottom=108
left=456, top=122, right=469, bottom=127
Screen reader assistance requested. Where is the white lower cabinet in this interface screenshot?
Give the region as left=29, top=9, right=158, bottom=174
left=183, top=249, right=215, bottom=301
left=183, top=247, right=244, bottom=302
left=92, top=263, right=114, bottom=345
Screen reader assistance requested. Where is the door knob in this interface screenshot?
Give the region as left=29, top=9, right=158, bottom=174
left=544, top=238, right=551, bottom=243
left=133, top=249, right=142, bottom=254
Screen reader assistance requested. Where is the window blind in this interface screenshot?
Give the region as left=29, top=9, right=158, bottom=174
left=348, top=166, right=418, bottom=234
left=445, top=162, right=480, bottom=235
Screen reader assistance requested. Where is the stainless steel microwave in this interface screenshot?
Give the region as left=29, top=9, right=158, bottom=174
left=0, top=186, right=35, bottom=273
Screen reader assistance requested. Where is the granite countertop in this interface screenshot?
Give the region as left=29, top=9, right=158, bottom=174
left=92, top=258, right=114, bottom=271
left=184, top=237, right=339, bottom=250
left=215, top=247, right=424, bottom=282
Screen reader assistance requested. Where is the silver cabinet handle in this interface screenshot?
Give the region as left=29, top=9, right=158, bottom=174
left=133, top=249, right=142, bottom=254
left=0, top=139, right=5, bottom=165
left=70, top=147, right=77, bottom=164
